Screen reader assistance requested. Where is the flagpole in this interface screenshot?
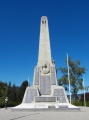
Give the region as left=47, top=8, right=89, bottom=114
left=83, top=78, right=86, bottom=107
left=67, top=53, right=71, bottom=104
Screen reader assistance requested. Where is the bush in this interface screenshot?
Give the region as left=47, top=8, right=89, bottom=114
left=86, top=102, right=89, bottom=107
left=6, top=101, right=21, bottom=107
left=72, top=100, right=83, bottom=106
left=0, top=98, right=21, bottom=108
left=72, top=100, right=89, bottom=107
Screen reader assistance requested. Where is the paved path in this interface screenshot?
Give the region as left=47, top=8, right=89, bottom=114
left=0, top=107, right=88, bottom=120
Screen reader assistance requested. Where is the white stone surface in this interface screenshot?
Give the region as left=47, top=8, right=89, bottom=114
left=12, top=102, right=79, bottom=109
left=38, top=16, right=52, bottom=66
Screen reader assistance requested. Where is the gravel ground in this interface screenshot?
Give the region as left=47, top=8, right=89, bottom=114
left=0, top=107, right=89, bottom=120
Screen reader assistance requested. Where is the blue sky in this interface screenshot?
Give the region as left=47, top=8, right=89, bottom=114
left=0, top=0, right=89, bottom=89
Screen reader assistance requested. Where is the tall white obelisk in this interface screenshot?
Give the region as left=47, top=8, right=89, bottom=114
left=38, top=16, right=52, bottom=66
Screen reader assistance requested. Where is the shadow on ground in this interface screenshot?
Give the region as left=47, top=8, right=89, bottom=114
left=10, top=113, right=40, bottom=120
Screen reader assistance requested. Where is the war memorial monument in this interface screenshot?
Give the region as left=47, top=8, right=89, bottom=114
left=12, top=16, right=79, bottom=110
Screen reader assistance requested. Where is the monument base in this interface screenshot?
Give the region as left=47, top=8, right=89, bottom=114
left=11, top=103, right=80, bottom=111
left=11, top=86, right=80, bottom=111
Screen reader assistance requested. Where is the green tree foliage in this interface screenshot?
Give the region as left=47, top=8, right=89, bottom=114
left=6, top=81, right=12, bottom=101
left=58, top=57, right=86, bottom=99
left=18, top=80, right=28, bottom=102
left=0, top=80, right=29, bottom=107
left=7, top=83, right=19, bottom=102
left=0, top=81, right=7, bottom=98
left=0, top=81, right=7, bottom=107
left=79, top=93, right=89, bottom=102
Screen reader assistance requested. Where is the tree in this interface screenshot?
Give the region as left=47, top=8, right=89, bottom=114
left=10, top=84, right=18, bottom=102
left=0, top=80, right=29, bottom=107
left=6, top=81, right=12, bottom=101
left=58, top=57, right=86, bottom=99
left=18, top=80, right=28, bottom=102
left=0, top=81, right=7, bottom=107
left=80, top=93, right=89, bottom=102
left=6, top=81, right=20, bottom=106
left=0, top=81, right=7, bottom=98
